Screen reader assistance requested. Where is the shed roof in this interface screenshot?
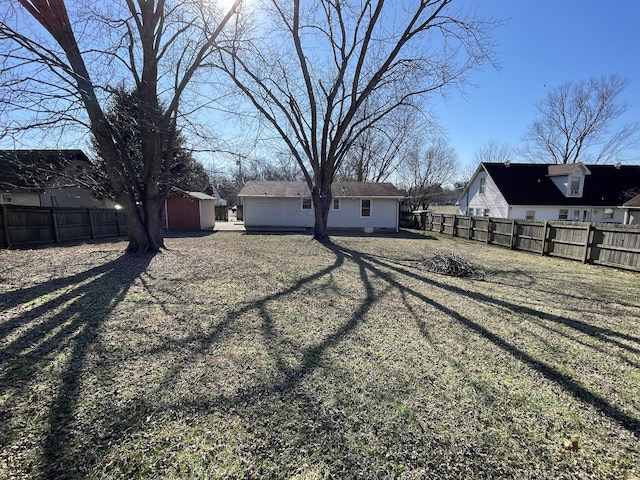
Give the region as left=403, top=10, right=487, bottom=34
left=481, top=163, right=640, bottom=206
left=239, top=181, right=404, bottom=198
left=169, top=188, right=216, bottom=201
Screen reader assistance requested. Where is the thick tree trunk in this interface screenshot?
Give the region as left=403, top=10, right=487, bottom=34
left=311, top=184, right=332, bottom=242
left=117, top=192, right=165, bottom=255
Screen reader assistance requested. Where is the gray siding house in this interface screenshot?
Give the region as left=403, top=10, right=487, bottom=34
left=239, top=181, right=405, bottom=232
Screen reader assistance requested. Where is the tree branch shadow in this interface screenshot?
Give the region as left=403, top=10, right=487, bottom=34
left=0, top=254, right=152, bottom=478
left=338, top=246, right=640, bottom=438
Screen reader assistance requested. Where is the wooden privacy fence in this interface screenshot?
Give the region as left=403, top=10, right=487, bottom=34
left=215, top=205, right=228, bottom=221
left=0, top=204, right=127, bottom=249
left=424, top=213, right=640, bottom=272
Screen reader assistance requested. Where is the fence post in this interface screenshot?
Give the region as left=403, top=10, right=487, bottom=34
left=452, top=215, right=458, bottom=237
left=541, top=221, right=549, bottom=255
left=468, top=216, right=473, bottom=240
left=116, top=211, right=123, bottom=236
left=582, top=223, right=593, bottom=263
left=486, top=217, right=491, bottom=244
left=1, top=204, right=10, bottom=248
left=510, top=219, right=517, bottom=249
left=51, top=208, right=60, bottom=243
left=88, top=208, right=96, bottom=239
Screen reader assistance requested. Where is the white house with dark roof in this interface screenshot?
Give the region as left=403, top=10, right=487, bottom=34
left=238, top=181, right=405, bottom=232
left=0, top=149, right=117, bottom=208
left=458, top=162, right=640, bottom=223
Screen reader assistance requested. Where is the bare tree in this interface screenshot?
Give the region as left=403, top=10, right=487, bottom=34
left=520, top=74, right=640, bottom=164
left=0, top=0, right=240, bottom=253
left=400, top=136, right=459, bottom=210
left=214, top=0, right=497, bottom=241
left=336, top=103, right=420, bottom=183
left=474, top=139, right=515, bottom=164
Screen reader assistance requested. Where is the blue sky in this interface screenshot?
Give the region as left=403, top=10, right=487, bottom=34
left=435, top=0, right=640, bottom=168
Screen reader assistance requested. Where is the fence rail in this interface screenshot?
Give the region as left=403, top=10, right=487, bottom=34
left=1, top=204, right=127, bottom=249
left=423, top=213, right=640, bottom=272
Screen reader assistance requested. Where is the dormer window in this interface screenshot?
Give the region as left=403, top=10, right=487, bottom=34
left=568, top=176, right=581, bottom=197
left=547, top=163, right=590, bottom=198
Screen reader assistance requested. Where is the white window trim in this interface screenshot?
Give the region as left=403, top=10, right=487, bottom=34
left=604, top=208, right=614, bottom=220
left=558, top=209, right=569, bottom=220
left=360, top=199, right=372, bottom=217
left=0, top=193, right=12, bottom=204
left=333, top=198, right=340, bottom=210
left=301, top=197, right=312, bottom=210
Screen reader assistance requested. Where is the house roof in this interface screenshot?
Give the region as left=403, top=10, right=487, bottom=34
left=547, top=163, right=591, bottom=177
left=239, top=181, right=405, bottom=198
left=0, top=149, right=91, bottom=191
left=480, top=163, right=640, bottom=206
left=624, top=194, right=640, bottom=208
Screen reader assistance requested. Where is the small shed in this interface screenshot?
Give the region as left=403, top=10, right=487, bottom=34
left=165, top=190, right=216, bottom=231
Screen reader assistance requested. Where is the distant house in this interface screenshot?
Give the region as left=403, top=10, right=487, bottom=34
left=622, top=194, right=640, bottom=225
left=0, top=149, right=116, bottom=208
left=238, top=181, right=405, bottom=232
left=208, top=185, right=227, bottom=207
left=457, top=162, right=640, bottom=223
left=165, top=189, right=216, bottom=231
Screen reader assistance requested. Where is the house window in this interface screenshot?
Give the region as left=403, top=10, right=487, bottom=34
left=604, top=208, right=614, bottom=220
left=361, top=199, right=371, bottom=217
left=0, top=193, right=11, bottom=204
left=582, top=210, right=591, bottom=222
left=302, top=197, right=312, bottom=210
left=558, top=209, right=569, bottom=220
left=571, top=209, right=581, bottom=221
left=479, top=177, right=486, bottom=195
left=525, top=210, right=535, bottom=220
left=333, top=198, right=340, bottom=210
left=569, top=177, right=580, bottom=196
left=483, top=208, right=490, bottom=217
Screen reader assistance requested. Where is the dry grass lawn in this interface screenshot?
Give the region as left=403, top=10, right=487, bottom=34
left=1, top=230, right=639, bottom=479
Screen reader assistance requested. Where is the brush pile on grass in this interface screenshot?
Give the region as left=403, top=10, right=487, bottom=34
left=421, top=251, right=487, bottom=280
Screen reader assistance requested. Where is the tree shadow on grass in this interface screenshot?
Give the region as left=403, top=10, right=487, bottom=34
left=75, top=240, right=409, bottom=477
left=335, top=245, right=640, bottom=439
left=4, top=236, right=638, bottom=477
left=20, top=241, right=370, bottom=477
left=0, top=254, right=152, bottom=478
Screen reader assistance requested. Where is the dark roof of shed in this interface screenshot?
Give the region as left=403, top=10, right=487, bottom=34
left=239, top=181, right=404, bottom=198
left=482, top=163, right=640, bottom=206
left=0, top=150, right=90, bottom=190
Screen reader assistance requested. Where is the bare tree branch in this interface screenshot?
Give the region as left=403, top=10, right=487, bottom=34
left=520, top=74, right=640, bottom=164
left=214, top=0, right=498, bottom=240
